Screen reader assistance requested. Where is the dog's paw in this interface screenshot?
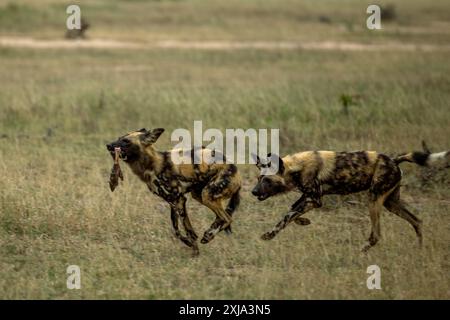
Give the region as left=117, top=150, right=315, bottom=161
left=224, top=226, right=232, bottom=235
left=191, top=246, right=200, bottom=257
left=187, top=231, right=198, bottom=241
left=261, top=231, right=276, bottom=241
left=201, top=231, right=214, bottom=244
left=179, top=236, right=193, bottom=247
left=294, top=217, right=311, bottom=226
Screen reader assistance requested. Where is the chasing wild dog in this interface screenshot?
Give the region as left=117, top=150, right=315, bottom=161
left=251, top=150, right=439, bottom=252
left=106, top=128, right=241, bottom=256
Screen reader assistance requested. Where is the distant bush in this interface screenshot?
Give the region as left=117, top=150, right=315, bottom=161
left=339, top=94, right=361, bottom=115
left=318, top=15, right=332, bottom=24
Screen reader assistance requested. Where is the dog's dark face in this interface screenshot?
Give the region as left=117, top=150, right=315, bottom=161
left=251, top=153, right=288, bottom=201
left=106, top=128, right=164, bottom=163
left=252, top=174, right=288, bottom=201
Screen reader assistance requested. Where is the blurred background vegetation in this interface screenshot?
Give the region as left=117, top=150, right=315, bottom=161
left=0, top=0, right=449, bottom=42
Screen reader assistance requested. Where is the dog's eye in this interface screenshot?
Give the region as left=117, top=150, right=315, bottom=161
left=122, top=139, right=131, bottom=144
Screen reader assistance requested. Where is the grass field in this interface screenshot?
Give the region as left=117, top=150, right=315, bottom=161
left=0, top=0, right=449, bottom=299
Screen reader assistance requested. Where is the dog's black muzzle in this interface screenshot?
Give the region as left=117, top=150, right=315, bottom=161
left=252, top=188, right=270, bottom=201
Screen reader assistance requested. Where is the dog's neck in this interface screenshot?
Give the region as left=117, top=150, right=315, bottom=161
left=283, top=173, right=299, bottom=191
left=127, top=146, right=165, bottom=179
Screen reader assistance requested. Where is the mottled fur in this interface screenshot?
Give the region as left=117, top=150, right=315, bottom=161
left=107, top=128, right=241, bottom=256
left=252, top=151, right=423, bottom=252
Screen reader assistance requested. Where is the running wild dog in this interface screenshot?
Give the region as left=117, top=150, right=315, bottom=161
left=251, top=150, right=434, bottom=252
left=106, top=128, right=241, bottom=256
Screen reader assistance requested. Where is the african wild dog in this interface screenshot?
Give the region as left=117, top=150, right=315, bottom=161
left=251, top=150, right=426, bottom=252
left=106, top=128, right=241, bottom=256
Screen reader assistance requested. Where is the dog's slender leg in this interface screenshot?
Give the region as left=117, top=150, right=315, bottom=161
left=292, top=179, right=322, bottom=226
left=200, top=171, right=239, bottom=234
left=201, top=216, right=224, bottom=244
left=170, top=206, right=193, bottom=247
left=291, top=194, right=312, bottom=226
left=218, top=210, right=232, bottom=231
left=261, top=195, right=317, bottom=240
left=180, top=213, right=199, bottom=255
left=362, top=200, right=383, bottom=252
left=200, top=192, right=233, bottom=244
left=362, top=187, right=400, bottom=253
left=179, top=197, right=198, bottom=241
left=208, top=204, right=232, bottom=231
left=363, top=158, right=402, bottom=252
left=173, top=197, right=199, bottom=256
left=291, top=194, right=308, bottom=210
left=384, top=187, right=423, bottom=246
left=200, top=200, right=231, bottom=244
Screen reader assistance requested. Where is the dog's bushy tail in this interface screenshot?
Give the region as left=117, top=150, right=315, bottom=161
left=394, top=151, right=430, bottom=166
left=394, top=151, right=450, bottom=168
left=224, top=187, right=241, bottom=234
left=394, top=140, right=450, bottom=168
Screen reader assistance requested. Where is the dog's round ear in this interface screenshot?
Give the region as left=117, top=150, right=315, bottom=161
left=251, top=153, right=260, bottom=164
left=140, top=128, right=165, bottom=146
left=251, top=153, right=264, bottom=170
left=268, top=153, right=285, bottom=175
left=421, top=140, right=431, bottom=154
